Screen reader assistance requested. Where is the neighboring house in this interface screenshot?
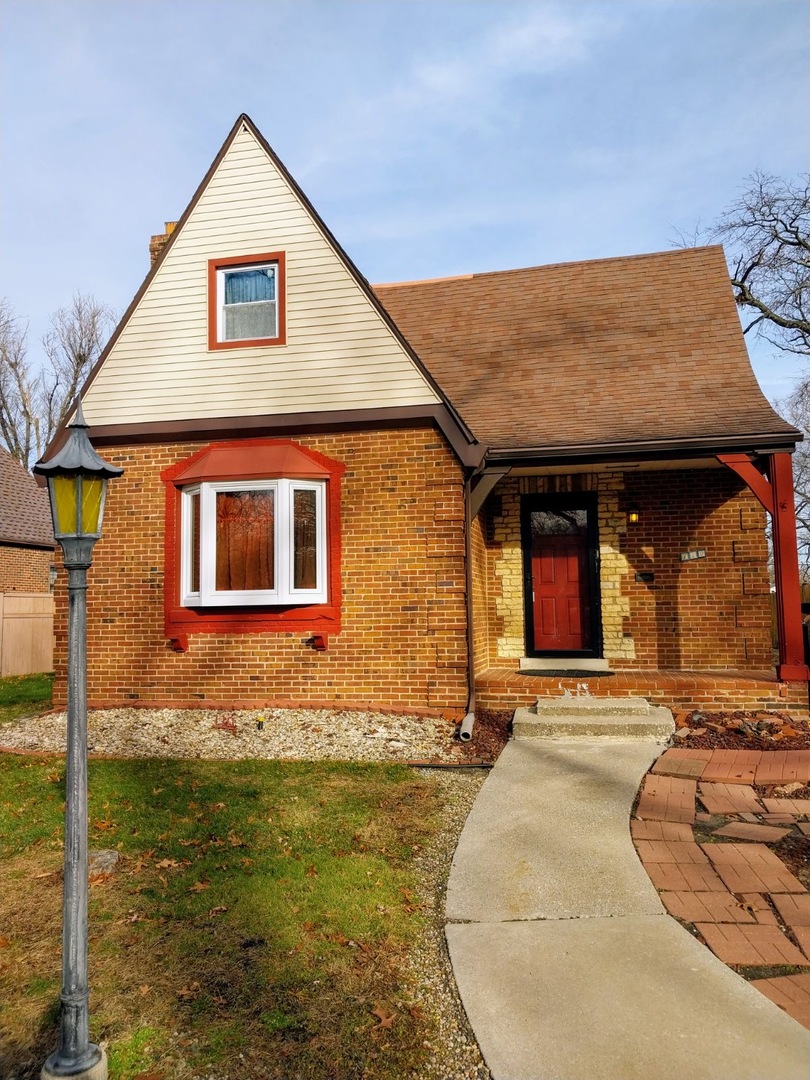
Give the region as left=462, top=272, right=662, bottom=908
left=46, top=115, right=808, bottom=716
left=0, top=448, right=54, bottom=592
left=0, top=447, right=55, bottom=676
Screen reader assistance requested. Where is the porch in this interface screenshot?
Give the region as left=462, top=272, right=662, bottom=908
left=475, top=666, right=809, bottom=715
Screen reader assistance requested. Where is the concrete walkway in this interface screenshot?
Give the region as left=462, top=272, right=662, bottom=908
left=445, top=738, right=810, bottom=1080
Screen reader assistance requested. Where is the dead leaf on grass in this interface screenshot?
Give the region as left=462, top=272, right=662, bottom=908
left=177, top=982, right=201, bottom=1000
left=138, top=985, right=151, bottom=995
left=89, top=873, right=113, bottom=886
left=208, top=906, right=228, bottom=917
left=371, top=1003, right=396, bottom=1029
left=0, top=935, right=10, bottom=948
left=189, top=881, right=210, bottom=893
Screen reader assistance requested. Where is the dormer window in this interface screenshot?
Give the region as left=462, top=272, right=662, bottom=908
left=208, top=252, right=286, bottom=349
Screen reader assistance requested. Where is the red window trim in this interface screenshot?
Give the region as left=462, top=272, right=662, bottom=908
left=207, top=251, right=287, bottom=350
left=161, top=438, right=343, bottom=636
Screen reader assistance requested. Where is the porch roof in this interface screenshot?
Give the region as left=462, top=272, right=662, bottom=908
left=374, top=246, right=797, bottom=459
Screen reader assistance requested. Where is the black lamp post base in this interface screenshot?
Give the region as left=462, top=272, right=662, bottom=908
left=41, top=1045, right=107, bottom=1080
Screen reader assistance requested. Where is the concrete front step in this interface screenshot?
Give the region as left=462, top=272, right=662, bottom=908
left=514, top=696, right=675, bottom=738
left=518, top=656, right=611, bottom=672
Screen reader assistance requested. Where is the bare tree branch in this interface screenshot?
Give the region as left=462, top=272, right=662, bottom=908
left=676, top=171, right=810, bottom=356
left=0, top=293, right=115, bottom=468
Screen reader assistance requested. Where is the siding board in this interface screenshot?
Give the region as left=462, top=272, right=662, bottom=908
left=83, top=125, right=439, bottom=426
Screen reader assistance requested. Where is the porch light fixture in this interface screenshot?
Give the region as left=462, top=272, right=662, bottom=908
left=34, top=402, right=123, bottom=1080
left=627, top=505, right=641, bottom=525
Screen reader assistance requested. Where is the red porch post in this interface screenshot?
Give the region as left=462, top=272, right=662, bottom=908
left=718, top=452, right=809, bottom=682
left=770, top=452, right=809, bottom=680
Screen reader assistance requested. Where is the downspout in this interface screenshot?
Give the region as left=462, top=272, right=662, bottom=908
left=460, top=471, right=476, bottom=741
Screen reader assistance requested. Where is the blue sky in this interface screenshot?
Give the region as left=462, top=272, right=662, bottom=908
left=1, top=0, right=808, bottom=403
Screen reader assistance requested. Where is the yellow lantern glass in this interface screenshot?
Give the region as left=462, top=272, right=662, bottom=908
left=81, top=476, right=104, bottom=534
left=50, top=475, right=106, bottom=536
left=52, top=475, right=79, bottom=536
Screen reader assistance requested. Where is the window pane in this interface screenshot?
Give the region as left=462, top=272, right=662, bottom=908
left=190, top=491, right=200, bottom=595
left=531, top=509, right=588, bottom=536
left=293, top=488, right=318, bottom=590
left=224, top=301, right=276, bottom=340
left=215, top=490, right=274, bottom=591
left=224, top=267, right=275, bottom=303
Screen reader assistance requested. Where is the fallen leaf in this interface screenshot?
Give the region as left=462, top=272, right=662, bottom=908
left=89, top=873, right=113, bottom=886
left=0, top=935, right=10, bottom=948
left=152, top=787, right=164, bottom=795
left=306, top=863, right=318, bottom=877
left=177, top=982, right=201, bottom=1000
left=208, top=906, right=228, bottom=917
left=155, top=859, right=180, bottom=869
left=371, top=1003, right=396, bottom=1029
left=138, top=985, right=151, bottom=995
left=189, top=881, right=210, bottom=893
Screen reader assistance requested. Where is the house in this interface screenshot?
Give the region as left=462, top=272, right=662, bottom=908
left=0, top=447, right=55, bottom=675
left=46, top=114, right=808, bottom=717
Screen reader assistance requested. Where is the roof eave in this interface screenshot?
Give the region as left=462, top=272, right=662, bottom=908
left=482, top=430, right=801, bottom=468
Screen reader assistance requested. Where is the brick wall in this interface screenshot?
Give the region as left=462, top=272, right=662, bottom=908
left=622, top=469, right=771, bottom=669
left=51, top=426, right=469, bottom=714
left=473, top=466, right=773, bottom=672
left=0, top=544, right=53, bottom=592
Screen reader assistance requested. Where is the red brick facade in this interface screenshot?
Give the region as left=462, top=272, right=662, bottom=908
left=52, top=425, right=469, bottom=714
left=621, top=470, right=772, bottom=669
left=473, top=467, right=774, bottom=673
left=0, top=544, right=53, bottom=593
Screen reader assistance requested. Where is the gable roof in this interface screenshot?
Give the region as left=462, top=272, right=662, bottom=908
left=375, top=246, right=798, bottom=461
left=0, top=448, right=55, bottom=549
left=76, top=115, right=475, bottom=460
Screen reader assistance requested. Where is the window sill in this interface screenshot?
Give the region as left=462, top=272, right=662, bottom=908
left=166, top=603, right=340, bottom=636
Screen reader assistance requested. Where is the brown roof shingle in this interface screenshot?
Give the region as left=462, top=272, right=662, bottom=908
left=0, top=448, right=55, bottom=549
left=374, top=246, right=796, bottom=456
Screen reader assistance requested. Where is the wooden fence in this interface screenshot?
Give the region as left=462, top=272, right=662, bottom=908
left=0, top=592, right=54, bottom=677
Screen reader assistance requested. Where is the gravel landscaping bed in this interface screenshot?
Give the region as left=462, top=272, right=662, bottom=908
left=0, top=706, right=469, bottom=763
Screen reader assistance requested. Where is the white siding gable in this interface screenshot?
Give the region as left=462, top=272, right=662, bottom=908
left=82, top=121, right=440, bottom=426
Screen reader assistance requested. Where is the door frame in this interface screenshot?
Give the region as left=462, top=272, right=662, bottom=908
left=520, top=492, right=603, bottom=658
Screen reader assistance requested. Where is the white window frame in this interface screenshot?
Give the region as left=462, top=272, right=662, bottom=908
left=216, top=262, right=278, bottom=343
left=180, top=478, right=327, bottom=607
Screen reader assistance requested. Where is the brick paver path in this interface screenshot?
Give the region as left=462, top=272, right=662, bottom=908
left=698, top=783, right=763, bottom=815
left=762, top=798, right=810, bottom=816
left=695, top=924, right=808, bottom=966
left=649, top=747, right=810, bottom=787
left=750, top=974, right=810, bottom=1027
left=633, top=746, right=810, bottom=1029
left=771, top=893, right=810, bottom=927
left=635, top=775, right=696, bottom=823
left=700, top=750, right=762, bottom=785
left=711, top=822, right=792, bottom=843
left=700, top=843, right=806, bottom=894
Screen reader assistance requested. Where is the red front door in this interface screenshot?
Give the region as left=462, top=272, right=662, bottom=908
left=531, top=531, right=590, bottom=651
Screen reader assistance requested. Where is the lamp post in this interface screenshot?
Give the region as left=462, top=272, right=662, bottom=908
left=34, top=403, right=123, bottom=1080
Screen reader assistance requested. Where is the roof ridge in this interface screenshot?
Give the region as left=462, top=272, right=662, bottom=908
left=373, top=245, right=725, bottom=290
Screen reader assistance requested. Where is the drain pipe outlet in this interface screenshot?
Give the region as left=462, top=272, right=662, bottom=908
left=459, top=712, right=476, bottom=742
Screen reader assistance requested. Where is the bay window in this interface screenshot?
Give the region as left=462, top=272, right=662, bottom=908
left=181, top=478, right=327, bottom=606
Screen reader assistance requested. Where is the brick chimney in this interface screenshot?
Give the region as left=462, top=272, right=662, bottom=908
left=149, top=221, right=178, bottom=266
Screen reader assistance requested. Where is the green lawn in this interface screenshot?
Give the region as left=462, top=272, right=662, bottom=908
left=0, top=753, right=448, bottom=1079
left=0, top=672, right=54, bottom=724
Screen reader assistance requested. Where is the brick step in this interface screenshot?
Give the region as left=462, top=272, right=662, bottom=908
left=513, top=697, right=674, bottom=739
